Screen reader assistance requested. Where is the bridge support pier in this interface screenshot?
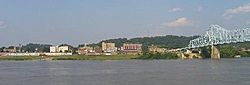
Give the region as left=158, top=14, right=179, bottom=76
left=211, top=45, right=220, bottom=60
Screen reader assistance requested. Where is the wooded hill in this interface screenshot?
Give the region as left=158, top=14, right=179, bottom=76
left=81, top=35, right=200, bottom=49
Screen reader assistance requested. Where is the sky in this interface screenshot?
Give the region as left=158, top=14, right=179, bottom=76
left=0, top=0, right=250, bottom=46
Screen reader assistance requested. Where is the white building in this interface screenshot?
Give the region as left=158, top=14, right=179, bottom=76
left=50, top=45, right=71, bottom=53
left=58, top=46, right=70, bottom=52
left=50, top=46, right=59, bottom=53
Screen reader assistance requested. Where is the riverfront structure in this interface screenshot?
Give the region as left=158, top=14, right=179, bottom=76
left=50, top=45, right=72, bottom=53
left=101, top=42, right=117, bottom=53
left=121, top=43, right=142, bottom=55
left=148, top=45, right=166, bottom=53
left=185, top=25, right=250, bottom=59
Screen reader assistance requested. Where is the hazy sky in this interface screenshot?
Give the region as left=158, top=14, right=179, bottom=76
left=0, top=0, right=250, bottom=46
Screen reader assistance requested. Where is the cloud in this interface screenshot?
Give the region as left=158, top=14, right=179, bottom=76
left=163, top=17, right=191, bottom=27
left=168, top=8, right=182, bottom=12
left=223, top=3, right=250, bottom=19
left=0, top=21, right=7, bottom=28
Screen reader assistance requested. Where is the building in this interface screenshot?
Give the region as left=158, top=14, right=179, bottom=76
left=4, top=53, right=73, bottom=56
left=50, top=45, right=72, bottom=53
left=101, top=42, right=117, bottom=53
left=123, top=43, right=142, bottom=51
left=94, top=47, right=103, bottom=53
left=3, top=46, right=21, bottom=53
left=50, top=46, right=59, bottom=53
left=122, top=43, right=142, bottom=55
left=148, top=45, right=166, bottom=53
left=77, top=46, right=94, bottom=55
left=59, top=46, right=71, bottom=52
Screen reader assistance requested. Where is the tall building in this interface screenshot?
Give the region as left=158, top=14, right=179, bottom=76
left=50, top=46, right=59, bottom=53
left=101, top=42, right=117, bottom=53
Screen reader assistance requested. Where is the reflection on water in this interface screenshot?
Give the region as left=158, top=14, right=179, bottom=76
left=0, top=58, right=250, bottom=85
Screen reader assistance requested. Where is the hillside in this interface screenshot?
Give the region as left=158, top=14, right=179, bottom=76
left=81, top=35, right=200, bottom=49
left=21, top=43, right=52, bottom=52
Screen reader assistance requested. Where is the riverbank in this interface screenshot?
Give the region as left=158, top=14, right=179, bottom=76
left=0, top=54, right=245, bottom=61
left=0, top=55, right=140, bottom=61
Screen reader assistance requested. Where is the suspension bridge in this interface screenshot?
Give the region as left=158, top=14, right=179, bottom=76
left=188, top=25, right=250, bottom=48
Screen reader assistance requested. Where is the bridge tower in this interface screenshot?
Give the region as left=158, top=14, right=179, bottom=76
left=211, top=45, right=220, bottom=59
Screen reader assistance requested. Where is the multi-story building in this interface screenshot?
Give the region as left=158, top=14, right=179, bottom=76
left=50, top=46, right=59, bottom=53
left=101, top=42, right=117, bottom=53
left=123, top=43, right=142, bottom=51
left=122, top=43, right=142, bottom=55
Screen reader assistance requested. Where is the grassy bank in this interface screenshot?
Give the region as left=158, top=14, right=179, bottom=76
left=0, top=56, right=41, bottom=61
left=52, top=55, right=139, bottom=60
left=0, top=55, right=140, bottom=61
left=135, top=52, right=178, bottom=60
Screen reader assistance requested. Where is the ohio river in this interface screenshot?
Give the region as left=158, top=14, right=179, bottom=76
left=0, top=58, right=250, bottom=85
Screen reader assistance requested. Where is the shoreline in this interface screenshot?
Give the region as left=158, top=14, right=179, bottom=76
left=0, top=55, right=140, bottom=61
left=0, top=55, right=243, bottom=61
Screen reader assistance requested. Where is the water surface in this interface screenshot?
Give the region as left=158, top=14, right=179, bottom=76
left=0, top=58, right=250, bottom=85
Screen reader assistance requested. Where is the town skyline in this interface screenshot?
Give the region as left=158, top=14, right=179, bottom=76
left=0, top=0, right=250, bottom=46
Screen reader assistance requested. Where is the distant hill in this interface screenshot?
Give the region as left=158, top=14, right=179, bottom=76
left=21, top=43, right=52, bottom=52
left=80, top=35, right=200, bottom=49
left=2, top=35, right=250, bottom=53
left=21, top=43, right=76, bottom=53
left=81, top=35, right=250, bottom=53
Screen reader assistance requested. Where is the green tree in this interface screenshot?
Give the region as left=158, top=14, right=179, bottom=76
left=21, top=43, right=51, bottom=52
left=200, top=47, right=211, bottom=58
left=220, top=45, right=238, bottom=58
left=135, top=52, right=178, bottom=60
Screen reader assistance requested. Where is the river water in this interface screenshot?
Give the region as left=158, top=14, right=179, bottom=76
left=0, top=58, right=250, bottom=85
